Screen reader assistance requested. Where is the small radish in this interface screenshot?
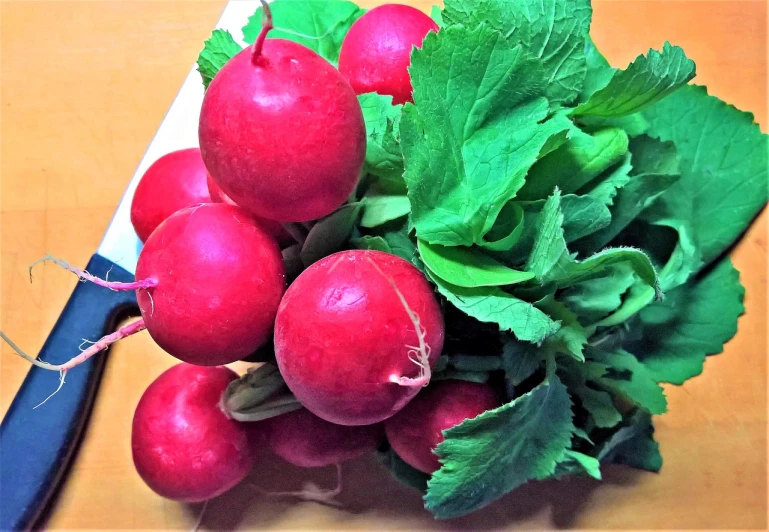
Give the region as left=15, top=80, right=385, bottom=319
left=199, top=1, right=366, bottom=222
left=384, top=380, right=501, bottom=474
left=338, top=4, right=439, bottom=105
left=132, top=364, right=253, bottom=501
left=4, top=203, right=285, bottom=376
left=274, top=250, right=445, bottom=426
left=206, top=173, right=292, bottom=247
left=267, top=408, right=383, bottom=468
left=130, top=148, right=210, bottom=243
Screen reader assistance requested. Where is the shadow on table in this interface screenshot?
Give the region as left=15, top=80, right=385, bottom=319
left=183, top=448, right=644, bottom=530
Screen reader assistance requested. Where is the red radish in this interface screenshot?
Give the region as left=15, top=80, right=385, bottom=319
left=6, top=203, right=285, bottom=374
left=132, top=364, right=253, bottom=501
left=338, top=4, right=439, bottom=105
left=135, top=203, right=285, bottom=365
left=384, top=380, right=501, bottom=474
left=274, top=250, right=445, bottom=426
left=205, top=173, right=292, bottom=247
left=130, top=148, right=210, bottom=243
left=267, top=408, right=384, bottom=468
left=199, top=3, right=366, bottom=222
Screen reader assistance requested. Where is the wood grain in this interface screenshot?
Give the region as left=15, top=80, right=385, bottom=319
left=0, top=0, right=766, bottom=529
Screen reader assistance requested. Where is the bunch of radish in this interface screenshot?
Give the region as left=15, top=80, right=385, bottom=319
left=1, top=1, right=499, bottom=510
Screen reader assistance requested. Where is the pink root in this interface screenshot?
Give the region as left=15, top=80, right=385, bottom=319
left=251, top=463, right=343, bottom=507
left=0, top=319, right=146, bottom=374
left=30, top=254, right=157, bottom=291
left=251, top=0, right=274, bottom=65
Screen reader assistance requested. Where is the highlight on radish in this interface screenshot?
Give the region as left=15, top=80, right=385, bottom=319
left=131, top=364, right=253, bottom=502
left=384, top=380, right=501, bottom=474
left=199, top=1, right=366, bottom=223
left=274, top=250, right=445, bottom=426
left=130, top=147, right=210, bottom=243
left=338, top=4, right=439, bottom=104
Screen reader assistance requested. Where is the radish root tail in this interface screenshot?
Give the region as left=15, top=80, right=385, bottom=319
left=365, top=257, right=433, bottom=388
left=1, top=318, right=146, bottom=376
left=29, top=254, right=157, bottom=291
left=251, top=463, right=343, bottom=507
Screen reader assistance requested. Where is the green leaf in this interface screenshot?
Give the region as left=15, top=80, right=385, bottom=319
left=350, top=235, right=391, bottom=253
left=425, top=376, right=575, bottom=518
left=300, top=203, right=361, bottom=267
left=480, top=202, right=525, bottom=251
left=496, top=194, right=611, bottom=266
left=526, top=190, right=660, bottom=295
left=561, top=263, right=636, bottom=323
left=598, top=412, right=662, bottom=472
left=536, top=297, right=587, bottom=362
left=427, top=271, right=560, bottom=344
left=502, top=339, right=543, bottom=386
left=627, top=257, right=745, bottom=384
left=642, top=84, right=768, bottom=267
left=517, top=127, right=629, bottom=201
left=360, top=195, right=410, bottom=228
left=197, top=30, right=243, bottom=89
left=584, top=152, right=633, bottom=207
left=377, top=447, right=429, bottom=492
left=430, top=4, right=443, bottom=26
left=242, top=0, right=365, bottom=65
left=553, top=450, right=602, bottom=480
left=401, top=24, right=570, bottom=246
left=578, top=386, right=623, bottom=429
left=443, top=0, right=592, bottom=104
left=580, top=113, right=650, bottom=137
left=585, top=349, right=667, bottom=415
left=573, top=43, right=696, bottom=118
left=577, top=136, right=682, bottom=251
left=580, top=36, right=615, bottom=101
left=418, top=240, right=534, bottom=288
left=559, top=359, right=623, bottom=429
left=358, top=93, right=406, bottom=193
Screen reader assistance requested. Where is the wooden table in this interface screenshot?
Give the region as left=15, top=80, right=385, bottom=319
left=1, top=0, right=766, bottom=529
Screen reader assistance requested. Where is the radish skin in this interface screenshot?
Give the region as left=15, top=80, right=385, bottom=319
left=136, top=203, right=285, bottom=365
left=274, top=250, right=445, bottom=426
left=132, top=364, right=253, bottom=502
left=130, top=148, right=210, bottom=243
left=384, top=380, right=501, bottom=474
left=267, top=408, right=384, bottom=468
left=338, top=4, right=439, bottom=105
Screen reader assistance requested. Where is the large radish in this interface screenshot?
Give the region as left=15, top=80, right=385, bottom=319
left=199, top=2, right=366, bottom=222
left=132, top=364, right=253, bottom=501
left=2, top=203, right=285, bottom=376
left=274, top=250, right=445, bottom=426
left=130, top=148, right=210, bottom=243
left=338, top=4, right=439, bottom=105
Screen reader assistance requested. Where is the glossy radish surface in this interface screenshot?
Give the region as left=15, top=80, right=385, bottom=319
left=338, top=4, right=439, bottom=105
left=384, top=379, right=501, bottom=473
left=136, top=203, right=285, bottom=365
left=199, top=39, right=365, bottom=222
left=268, top=408, right=384, bottom=468
left=274, top=250, right=445, bottom=426
left=131, top=364, right=253, bottom=502
left=130, top=148, right=210, bottom=242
